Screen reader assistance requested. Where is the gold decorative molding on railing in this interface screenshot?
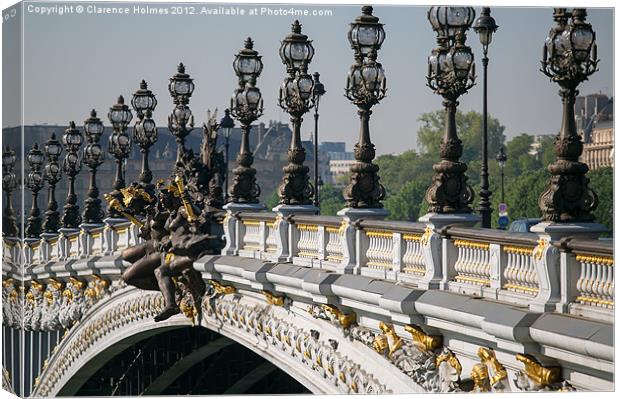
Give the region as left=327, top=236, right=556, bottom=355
left=455, top=275, right=491, bottom=286
left=403, top=233, right=422, bottom=242
left=515, top=353, right=561, bottom=387
left=242, top=219, right=261, bottom=226
left=575, top=295, right=614, bottom=307
left=503, top=283, right=539, bottom=294
left=533, top=238, right=549, bottom=260
left=404, top=324, right=442, bottom=353
left=453, top=239, right=490, bottom=250
left=504, top=245, right=535, bottom=256
left=420, top=227, right=433, bottom=245
left=297, top=224, right=319, bottom=232
left=576, top=254, right=614, bottom=266
left=365, top=230, right=393, bottom=238
left=262, top=290, right=286, bottom=306
left=208, top=280, right=236, bottom=295
left=321, top=304, right=357, bottom=328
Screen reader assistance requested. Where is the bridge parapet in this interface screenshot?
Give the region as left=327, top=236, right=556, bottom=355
left=225, top=211, right=614, bottom=322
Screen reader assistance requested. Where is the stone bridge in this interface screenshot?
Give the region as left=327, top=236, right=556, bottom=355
left=2, top=210, right=613, bottom=395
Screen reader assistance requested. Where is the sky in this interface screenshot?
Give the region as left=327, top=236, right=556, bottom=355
left=2, top=1, right=614, bottom=155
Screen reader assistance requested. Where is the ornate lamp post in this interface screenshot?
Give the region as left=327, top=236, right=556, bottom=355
left=2, top=146, right=19, bottom=237
left=168, top=63, right=195, bottom=165
left=424, top=6, right=477, bottom=215
left=312, top=72, right=326, bottom=208
left=228, top=38, right=264, bottom=204
left=277, top=20, right=317, bottom=206
left=42, top=133, right=63, bottom=233
left=61, top=122, right=83, bottom=228
left=538, top=8, right=599, bottom=223
left=107, top=96, right=133, bottom=218
left=473, top=7, right=499, bottom=228
left=496, top=146, right=507, bottom=204
left=132, top=80, right=158, bottom=193
left=82, top=110, right=105, bottom=224
left=342, top=6, right=387, bottom=210
left=219, top=108, right=235, bottom=200
left=25, top=143, right=45, bottom=238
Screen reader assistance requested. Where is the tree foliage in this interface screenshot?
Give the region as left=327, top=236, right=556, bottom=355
left=417, top=110, right=506, bottom=163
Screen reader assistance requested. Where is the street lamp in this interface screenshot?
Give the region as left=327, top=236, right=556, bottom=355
left=25, top=143, right=45, bottom=238
left=343, top=6, right=387, bottom=209
left=495, top=146, right=507, bottom=204
left=424, top=7, right=476, bottom=214
left=473, top=7, right=499, bottom=228
left=107, top=95, right=133, bottom=218
left=277, top=20, right=316, bottom=206
left=539, top=8, right=599, bottom=222
left=168, top=63, right=195, bottom=165
left=61, top=121, right=83, bottom=228
left=42, top=133, right=63, bottom=233
left=228, top=38, right=264, bottom=204
left=132, top=80, right=158, bottom=194
left=82, top=109, right=105, bottom=224
left=312, top=72, right=326, bottom=208
left=219, top=108, right=235, bottom=200
left=2, top=146, right=19, bottom=237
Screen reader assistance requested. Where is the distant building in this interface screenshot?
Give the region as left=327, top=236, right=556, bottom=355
left=575, top=94, right=614, bottom=170
left=329, top=159, right=357, bottom=186
left=315, top=141, right=354, bottom=185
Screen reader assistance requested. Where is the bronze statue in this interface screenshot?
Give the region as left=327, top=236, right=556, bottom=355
left=108, top=121, right=226, bottom=322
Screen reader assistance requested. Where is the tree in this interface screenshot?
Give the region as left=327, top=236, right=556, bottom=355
left=385, top=180, right=428, bottom=222
left=502, top=169, right=548, bottom=221
left=318, top=184, right=345, bottom=216
left=589, top=167, right=613, bottom=235
left=416, top=110, right=505, bottom=164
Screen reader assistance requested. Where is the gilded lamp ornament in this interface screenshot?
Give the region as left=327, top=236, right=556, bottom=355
left=343, top=6, right=387, bottom=209
left=82, top=110, right=105, bottom=224
left=25, top=143, right=45, bottom=237
left=425, top=7, right=477, bottom=214
left=61, top=122, right=84, bottom=228
left=228, top=38, right=264, bottom=204
left=107, top=96, right=133, bottom=218
left=2, top=146, right=19, bottom=237
left=539, top=8, right=599, bottom=222
left=277, top=20, right=316, bottom=206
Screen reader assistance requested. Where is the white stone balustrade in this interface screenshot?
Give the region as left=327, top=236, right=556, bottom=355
left=502, top=244, right=539, bottom=296
left=452, top=239, right=492, bottom=287
left=401, top=233, right=425, bottom=276
left=296, top=224, right=321, bottom=259
left=575, top=253, right=614, bottom=309
left=325, top=225, right=344, bottom=264
left=364, top=230, right=394, bottom=270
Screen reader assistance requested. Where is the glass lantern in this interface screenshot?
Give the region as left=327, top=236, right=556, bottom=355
left=131, top=80, right=158, bottom=118
left=279, top=20, right=315, bottom=74
left=168, top=63, right=195, bottom=102
left=233, top=37, right=263, bottom=85
left=428, top=6, right=475, bottom=40
left=348, top=6, right=385, bottom=58
left=108, top=96, right=133, bottom=131
left=45, top=133, right=63, bottom=160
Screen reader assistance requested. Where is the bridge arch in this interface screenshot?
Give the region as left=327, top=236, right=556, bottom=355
left=33, top=286, right=420, bottom=396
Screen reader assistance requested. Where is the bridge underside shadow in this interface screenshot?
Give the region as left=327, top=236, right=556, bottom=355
left=68, top=326, right=310, bottom=396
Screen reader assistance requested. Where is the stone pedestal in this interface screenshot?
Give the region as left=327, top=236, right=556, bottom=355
left=222, top=202, right=266, bottom=256
left=40, top=233, right=60, bottom=263
left=419, top=212, right=480, bottom=290
left=58, top=228, right=80, bottom=260
left=529, top=221, right=608, bottom=312
left=273, top=204, right=319, bottom=262
left=103, top=218, right=129, bottom=255
left=79, top=223, right=105, bottom=258
left=338, top=207, right=389, bottom=274
left=23, top=238, right=41, bottom=266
